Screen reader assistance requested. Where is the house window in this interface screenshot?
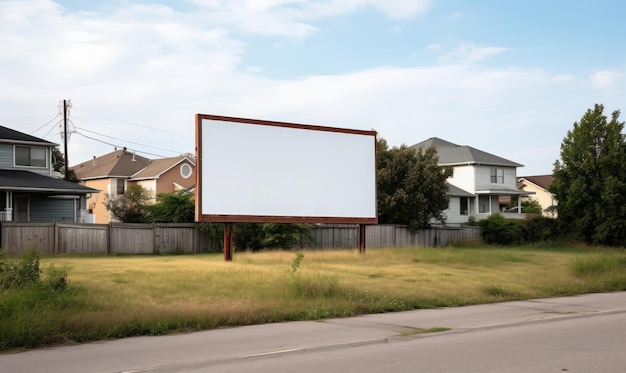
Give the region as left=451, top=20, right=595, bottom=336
left=15, top=146, right=47, bottom=167
left=116, top=179, right=125, bottom=195
left=460, top=197, right=468, bottom=215
left=490, top=168, right=504, bottom=184
left=180, top=164, right=192, bottom=179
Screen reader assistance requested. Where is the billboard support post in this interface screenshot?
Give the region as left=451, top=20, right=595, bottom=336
left=223, top=223, right=234, bottom=261
left=358, top=224, right=366, bottom=254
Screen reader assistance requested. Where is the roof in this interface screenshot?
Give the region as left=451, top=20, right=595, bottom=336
left=0, top=170, right=98, bottom=194
left=130, top=156, right=195, bottom=180
left=518, top=175, right=553, bottom=191
left=71, top=148, right=151, bottom=180
left=447, top=183, right=474, bottom=197
left=411, top=137, right=523, bottom=167
left=0, top=126, right=57, bottom=146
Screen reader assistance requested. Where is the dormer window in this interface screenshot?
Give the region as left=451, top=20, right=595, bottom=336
left=15, top=146, right=47, bottom=167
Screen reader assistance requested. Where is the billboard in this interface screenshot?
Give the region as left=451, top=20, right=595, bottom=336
left=195, top=114, right=377, bottom=224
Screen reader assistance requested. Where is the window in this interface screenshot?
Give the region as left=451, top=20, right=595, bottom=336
left=460, top=197, right=468, bottom=215
left=15, top=146, right=47, bottom=167
left=490, top=168, right=504, bottom=184
left=180, top=163, right=192, bottom=179
left=116, top=179, right=125, bottom=195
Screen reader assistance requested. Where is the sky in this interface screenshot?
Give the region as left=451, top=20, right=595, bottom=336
left=1, top=0, right=625, bottom=176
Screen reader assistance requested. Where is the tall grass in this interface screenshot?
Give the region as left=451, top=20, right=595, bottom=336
left=1, top=246, right=626, bottom=350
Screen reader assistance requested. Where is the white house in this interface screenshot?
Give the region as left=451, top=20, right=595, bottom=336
left=411, top=137, right=534, bottom=226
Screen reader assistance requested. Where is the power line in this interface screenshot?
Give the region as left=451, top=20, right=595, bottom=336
left=72, top=131, right=172, bottom=159
left=73, top=126, right=185, bottom=155
left=29, top=114, right=61, bottom=136
left=71, top=105, right=183, bottom=136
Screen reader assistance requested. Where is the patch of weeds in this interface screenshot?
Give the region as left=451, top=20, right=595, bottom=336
left=482, top=284, right=515, bottom=298
left=291, top=252, right=304, bottom=273
left=292, top=274, right=340, bottom=298
left=570, top=255, right=626, bottom=276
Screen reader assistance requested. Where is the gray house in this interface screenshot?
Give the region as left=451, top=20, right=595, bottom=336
left=0, top=126, right=98, bottom=222
left=411, top=137, right=534, bottom=226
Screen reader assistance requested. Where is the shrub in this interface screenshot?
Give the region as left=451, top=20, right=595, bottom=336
left=0, top=246, right=41, bottom=290
left=478, top=214, right=523, bottom=245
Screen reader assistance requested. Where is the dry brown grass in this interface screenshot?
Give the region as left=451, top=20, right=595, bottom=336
left=3, top=246, right=625, bottom=350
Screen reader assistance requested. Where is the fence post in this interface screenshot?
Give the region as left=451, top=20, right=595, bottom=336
left=54, top=221, right=59, bottom=254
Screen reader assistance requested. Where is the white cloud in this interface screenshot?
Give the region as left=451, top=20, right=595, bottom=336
left=589, top=70, right=624, bottom=89
left=0, top=0, right=624, bottom=177
left=439, top=42, right=509, bottom=64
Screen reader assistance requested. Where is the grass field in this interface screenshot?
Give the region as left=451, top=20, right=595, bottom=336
left=2, top=245, right=626, bottom=351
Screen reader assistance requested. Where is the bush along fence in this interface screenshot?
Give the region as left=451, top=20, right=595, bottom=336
left=1, top=222, right=482, bottom=255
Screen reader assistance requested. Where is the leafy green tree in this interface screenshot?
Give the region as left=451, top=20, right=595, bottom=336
left=551, top=104, right=626, bottom=246
left=104, top=185, right=152, bottom=223
left=377, top=138, right=451, bottom=229
left=146, top=190, right=195, bottom=223
left=52, top=147, right=79, bottom=183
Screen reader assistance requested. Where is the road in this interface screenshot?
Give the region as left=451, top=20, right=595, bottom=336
left=2, top=292, right=626, bottom=372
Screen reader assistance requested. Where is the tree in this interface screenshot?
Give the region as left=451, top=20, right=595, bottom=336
left=104, top=185, right=152, bottom=223
left=146, top=190, right=195, bottom=223
left=52, top=147, right=79, bottom=183
left=551, top=104, right=626, bottom=246
left=376, top=138, right=451, bottom=229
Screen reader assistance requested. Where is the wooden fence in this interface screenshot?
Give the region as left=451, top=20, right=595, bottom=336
left=1, top=222, right=220, bottom=255
left=302, top=224, right=482, bottom=249
left=1, top=222, right=482, bottom=255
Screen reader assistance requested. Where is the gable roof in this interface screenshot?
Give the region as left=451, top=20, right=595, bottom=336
left=410, top=137, right=523, bottom=167
left=72, top=148, right=151, bottom=180
left=0, top=126, right=57, bottom=146
left=518, top=175, right=553, bottom=192
left=0, top=170, right=97, bottom=194
left=129, top=156, right=195, bottom=180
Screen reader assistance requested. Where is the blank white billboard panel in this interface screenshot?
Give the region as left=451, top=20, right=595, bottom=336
left=196, top=115, right=377, bottom=223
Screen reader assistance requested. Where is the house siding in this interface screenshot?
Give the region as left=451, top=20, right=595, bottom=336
left=0, top=144, right=53, bottom=176
left=447, top=165, right=475, bottom=193
left=520, top=183, right=557, bottom=217
left=82, top=179, right=110, bottom=223
left=30, top=197, right=76, bottom=222
left=475, top=165, right=517, bottom=191
left=156, top=161, right=195, bottom=194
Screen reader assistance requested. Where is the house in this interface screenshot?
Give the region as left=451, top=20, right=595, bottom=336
left=0, top=126, right=98, bottom=223
left=127, top=155, right=196, bottom=203
left=517, top=175, right=557, bottom=217
left=72, top=149, right=195, bottom=223
left=410, top=137, right=534, bottom=226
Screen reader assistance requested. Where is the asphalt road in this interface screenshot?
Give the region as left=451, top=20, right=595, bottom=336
left=2, top=292, right=626, bottom=373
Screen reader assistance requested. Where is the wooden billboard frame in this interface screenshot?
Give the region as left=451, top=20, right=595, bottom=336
left=195, top=114, right=377, bottom=259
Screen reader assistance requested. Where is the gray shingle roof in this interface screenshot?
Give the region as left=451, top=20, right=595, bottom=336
left=0, top=126, right=57, bottom=146
left=411, top=137, right=523, bottom=167
left=0, top=170, right=98, bottom=194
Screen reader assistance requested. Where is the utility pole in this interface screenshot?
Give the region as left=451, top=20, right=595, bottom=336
left=62, top=99, right=70, bottom=181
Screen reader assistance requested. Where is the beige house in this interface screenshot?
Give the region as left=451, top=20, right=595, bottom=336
left=517, top=175, right=557, bottom=217
left=72, top=148, right=195, bottom=223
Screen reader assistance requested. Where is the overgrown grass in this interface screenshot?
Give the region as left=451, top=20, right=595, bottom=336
left=2, top=246, right=626, bottom=351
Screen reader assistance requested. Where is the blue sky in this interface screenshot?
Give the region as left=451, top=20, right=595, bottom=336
left=1, top=0, right=625, bottom=175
